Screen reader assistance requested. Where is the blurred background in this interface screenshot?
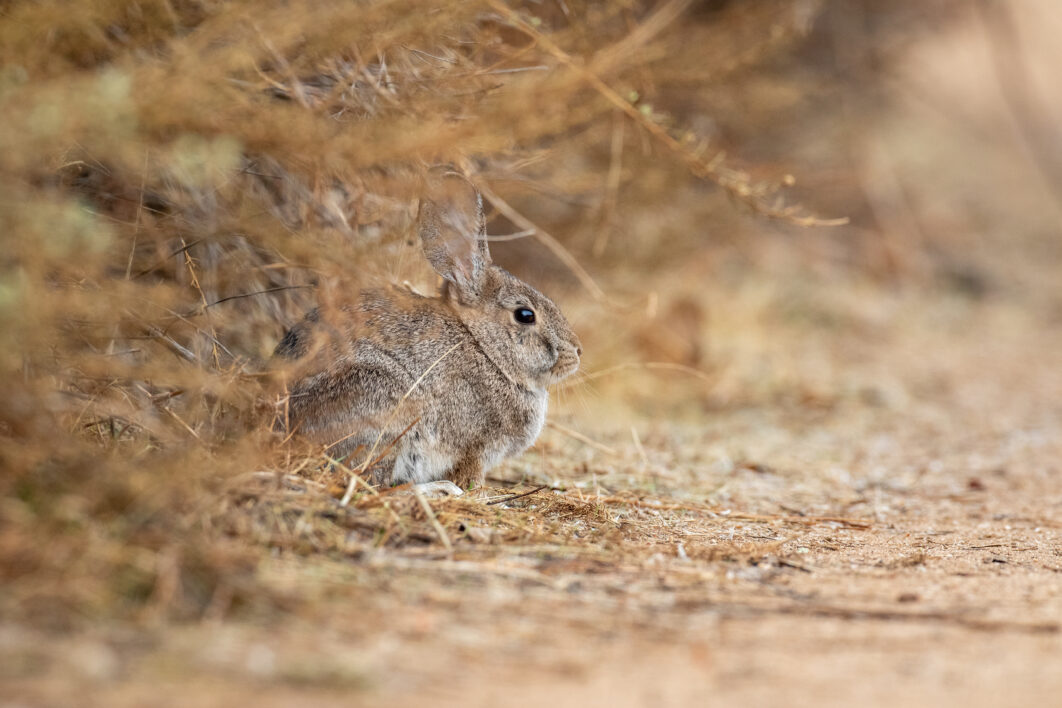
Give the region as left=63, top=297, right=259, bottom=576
left=2, top=0, right=1061, bottom=683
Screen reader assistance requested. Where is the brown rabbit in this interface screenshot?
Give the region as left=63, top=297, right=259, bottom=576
left=274, top=171, right=581, bottom=493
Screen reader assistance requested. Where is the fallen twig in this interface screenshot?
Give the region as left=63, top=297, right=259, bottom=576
left=594, top=495, right=871, bottom=529
left=486, top=484, right=549, bottom=506
left=698, top=600, right=1061, bottom=635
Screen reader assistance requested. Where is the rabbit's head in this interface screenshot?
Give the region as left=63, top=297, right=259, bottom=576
left=418, top=171, right=581, bottom=392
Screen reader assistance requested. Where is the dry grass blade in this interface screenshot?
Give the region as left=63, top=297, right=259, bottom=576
left=544, top=420, right=618, bottom=456
left=479, top=182, right=606, bottom=301
left=362, top=417, right=421, bottom=470
left=590, top=0, right=696, bottom=75
left=412, top=484, right=453, bottom=553
left=339, top=343, right=460, bottom=506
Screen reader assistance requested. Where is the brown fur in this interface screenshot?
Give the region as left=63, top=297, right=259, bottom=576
left=274, top=172, right=581, bottom=488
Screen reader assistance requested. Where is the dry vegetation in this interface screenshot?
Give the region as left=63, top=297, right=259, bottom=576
left=3, top=1, right=1062, bottom=706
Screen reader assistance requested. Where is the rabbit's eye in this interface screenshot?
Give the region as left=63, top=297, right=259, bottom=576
left=514, top=307, right=536, bottom=324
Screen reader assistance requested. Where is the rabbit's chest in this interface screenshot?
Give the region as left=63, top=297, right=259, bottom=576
left=391, top=388, right=547, bottom=484
left=481, top=390, right=547, bottom=466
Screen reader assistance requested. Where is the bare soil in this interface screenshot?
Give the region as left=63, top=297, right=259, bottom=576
left=4, top=274, right=1061, bottom=708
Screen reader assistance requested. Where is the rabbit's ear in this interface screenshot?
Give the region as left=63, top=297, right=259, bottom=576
left=418, top=171, right=491, bottom=302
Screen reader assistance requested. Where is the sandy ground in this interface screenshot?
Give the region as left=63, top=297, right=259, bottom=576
left=3, top=275, right=1061, bottom=708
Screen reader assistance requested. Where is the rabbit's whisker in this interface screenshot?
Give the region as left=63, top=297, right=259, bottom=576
left=557, top=361, right=715, bottom=389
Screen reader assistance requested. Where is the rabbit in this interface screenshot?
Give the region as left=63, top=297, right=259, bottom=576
left=273, top=170, right=582, bottom=493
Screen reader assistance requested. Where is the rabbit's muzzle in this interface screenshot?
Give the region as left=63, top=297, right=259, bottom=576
left=549, top=342, right=581, bottom=384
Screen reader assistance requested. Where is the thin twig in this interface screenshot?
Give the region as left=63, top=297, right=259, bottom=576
left=777, top=558, right=815, bottom=573
left=253, top=23, right=310, bottom=108
left=702, top=600, right=1060, bottom=635
left=206, top=285, right=313, bottom=308
left=161, top=307, right=239, bottom=362
left=479, top=182, right=606, bottom=301
left=144, top=324, right=198, bottom=362
left=593, top=495, right=871, bottom=529
left=179, top=237, right=221, bottom=369
left=132, top=239, right=204, bottom=280
left=630, top=425, right=649, bottom=466
left=125, top=149, right=150, bottom=279
left=486, top=484, right=548, bottom=506
left=594, top=112, right=625, bottom=257
left=363, top=417, right=421, bottom=470
left=412, top=485, right=453, bottom=552
left=160, top=405, right=201, bottom=441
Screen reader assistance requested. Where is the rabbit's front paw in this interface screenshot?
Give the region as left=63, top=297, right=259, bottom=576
left=413, top=480, right=466, bottom=498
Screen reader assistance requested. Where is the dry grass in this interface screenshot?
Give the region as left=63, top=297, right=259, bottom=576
left=1, top=0, right=864, bottom=626
left=4, top=1, right=1062, bottom=706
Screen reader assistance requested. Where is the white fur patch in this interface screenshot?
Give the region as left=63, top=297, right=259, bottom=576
left=392, top=441, right=454, bottom=484
left=391, top=392, right=548, bottom=483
